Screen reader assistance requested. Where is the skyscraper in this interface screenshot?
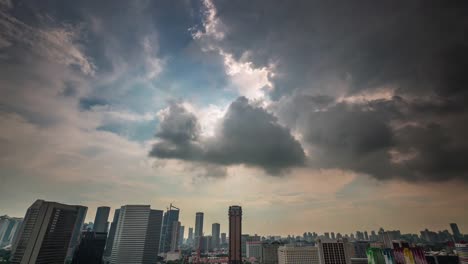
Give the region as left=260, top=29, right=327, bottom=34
left=71, top=231, right=107, bottom=264
left=194, top=212, right=204, bottom=249
left=10, top=199, right=87, bottom=264
left=451, top=223, right=462, bottom=242
left=228, top=205, right=242, bottom=264
left=110, top=205, right=163, bottom=264
left=221, top=233, right=227, bottom=246
left=188, top=227, right=193, bottom=245
left=103, top=209, right=120, bottom=262
left=170, top=221, right=181, bottom=252
left=178, top=225, right=185, bottom=247
left=93, top=206, right=110, bottom=233
left=0, top=216, right=22, bottom=248
left=212, top=223, right=220, bottom=249
left=159, top=205, right=180, bottom=253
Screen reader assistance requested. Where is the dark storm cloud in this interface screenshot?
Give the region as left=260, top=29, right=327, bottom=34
left=149, top=97, right=306, bottom=174
left=194, top=0, right=468, bottom=181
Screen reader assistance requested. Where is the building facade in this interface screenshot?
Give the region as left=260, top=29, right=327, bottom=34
left=103, top=209, right=120, bottom=262
left=194, top=212, right=204, bottom=249
left=159, top=205, right=180, bottom=253
left=110, top=205, right=163, bottom=264
left=278, top=245, right=319, bottom=264
left=10, top=199, right=87, bottom=264
left=212, top=223, right=220, bottom=249
left=317, top=239, right=351, bottom=264
left=228, top=205, right=242, bottom=264
left=457, top=243, right=468, bottom=264
left=246, top=241, right=262, bottom=260
left=0, top=216, right=22, bottom=248
left=93, top=206, right=110, bottom=233
left=71, top=231, right=107, bottom=264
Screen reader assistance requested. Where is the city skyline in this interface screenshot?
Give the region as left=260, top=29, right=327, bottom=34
left=1, top=0, right=468, bottom=236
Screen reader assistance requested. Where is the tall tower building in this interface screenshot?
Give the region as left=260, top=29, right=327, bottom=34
left=228, top=205, right=242, bottom=264
left=103, top=209, right=120, bottom=261
left=71, top=231, right=107, bottom=264
left=93, top=206, right=110, bottom=233
left=194, top=212, right=204, bottom=248
left=170, top=221, right=181, bottom=252
left=212, top=223, right=220, bottom=249
left=188, top=227, right=194, bottom=245
left=159, top=204, right=180, bottom=253
left=178, top=225, right=185, bottom=246
left=451, top=223, right=462, bottom=242
left=221, top=233, right=227, bottom=246
left=110, top=205, right=163, bottom=264
left=10, top=200, right=87, bottom=264
left=0, top=216, right=23, bottom=248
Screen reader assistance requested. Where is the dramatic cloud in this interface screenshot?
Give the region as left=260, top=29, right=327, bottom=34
left=150, top=97, right=305, bottom=174
left=193, top=0, right=468, bottom=182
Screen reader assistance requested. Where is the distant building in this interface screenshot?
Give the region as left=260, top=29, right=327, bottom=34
left=421, top=229, right=439, bottom=244
left=71, top=231, right=107, bottom=264
left=246, top=241, right=262, bottom=260
left=110, top=205, right=163, bottom=264
left=194, top=212, right=204, bottom=249
left=451, top=223, right=462, bottom=242
left=262, top=241, right=283, bottom=264
left=178, top=225, right=185, bottom=246
left=170, top=221, right=181, bottom=251
left=221, top=233, right=227, bottom=246
left=352, top=241, right=370, bottom=258
left=10, top=199, right=87, bottom=264
left=159, top=205, right=180, bottom=253
left=188, top=227, right=193, bottom=245
left=317, top=239, right=351, bottom=264
left=456, top=243, right=468, bottom=264
left=212, top=223, right=221, bottom=249
left=350, top=258, right=368, bottom=264
left=93, top=206, right=110, bottom=233
left=228, top=205, right=242, bottom=264
left=278, top=245, right=319, bottom=264
left=0, top=216, right=22, bottom=248
left=103, top=208, right=120, bottom=262
left=242, top=234, right=249, bottom=257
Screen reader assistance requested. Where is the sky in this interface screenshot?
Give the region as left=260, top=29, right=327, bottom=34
left=0, top=0, right=467, bottom=236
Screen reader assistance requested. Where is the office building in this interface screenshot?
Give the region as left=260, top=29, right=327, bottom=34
left=221, top=233, right=227, bottom=246
left=110, top=205, right=163, bottom=264
left=456, top=243, right=468, bottom=264
left=242, top=234, right=249, bottom=257
left=317, top=239, right=351, bottom=264
left=103, top=209, right=120, bottom=262
left=93, top=206, right=110, bottom=233
left=71, top=231, right=107, bottom=264
left=67, top=206, right=88, bottom=260
left=352, top=241, right=370, bottom=258
left=159, top=204, right=180, bottom=253
left=0, top=216, right=22, bottom=248
left=178, top=225, right=184, bottom=246
left=10, top=199, right=87, bottom=264
left=451, top=223, right=462, bottom=242
left=246, top=241, right=262, bottom=260
left=228, top=205, right=242, bottom=264
left=212, top=223, right=220, bottom=249
left=278, top=245, right=319, bottom=264
left=188, top=227, right=193, bottom=245
left=170, top=221, right=181, bottom=252
left=194, top=212, right=204, bottom=249
left=262, top=241, right=283, bottom=264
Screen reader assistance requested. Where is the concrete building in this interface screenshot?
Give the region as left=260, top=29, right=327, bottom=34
left=0, top=216, right=22, bottom=248
left=228, top=205, right=242, bottom=264
left=170, top=221, right=181, bottom=251
left=194, top=212, right=204, bottom=249
left=246, top=241, right=262, bottom=260
left=278, top=245, right=319, bottom=264
left=262, top=241, right=283, bottom=264
left=10, top=199, right=87, bottom=264
left=110, top=205, right=163, bottom=264
left=188, top=227, right=193, bottom=245
left=103, top=209, right=120, bottom=262
left=451, top=223, right=463, bottom=242
left=221, top=233, right=227, bottom=246
left=212, top=223, right=220, bottom=249
left=178, top=225, right=185, bottom=246
left=93, top=206, right=110, bottom=233
left=352, top=241, right=370, bottom=258
left=71, top=231, right=107, bottom=264
left=317, top=239, right=351, bottom=264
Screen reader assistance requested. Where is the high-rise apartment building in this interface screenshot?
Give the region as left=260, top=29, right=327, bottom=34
left=71, top=231, right=107, bottom=264
left=212, top=223, right=220, bottom=249
left=194, top=212, right=204, bottom=249
left=0, top=216, right=22, bottom=248
left=93, top=206, right=110, bottom=233
left=317, top=239, right=351, bottom=264
left=103, top=209, right=120, bottom=262
left=228, top=205, right=242, bottom=264
left=10, top=199, right=87, bottom=264
left=278, top=245, right=319, bottom=264
left=110, top=205, right=163, bottom=264
left=159, top=205, right=180, bottom=253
